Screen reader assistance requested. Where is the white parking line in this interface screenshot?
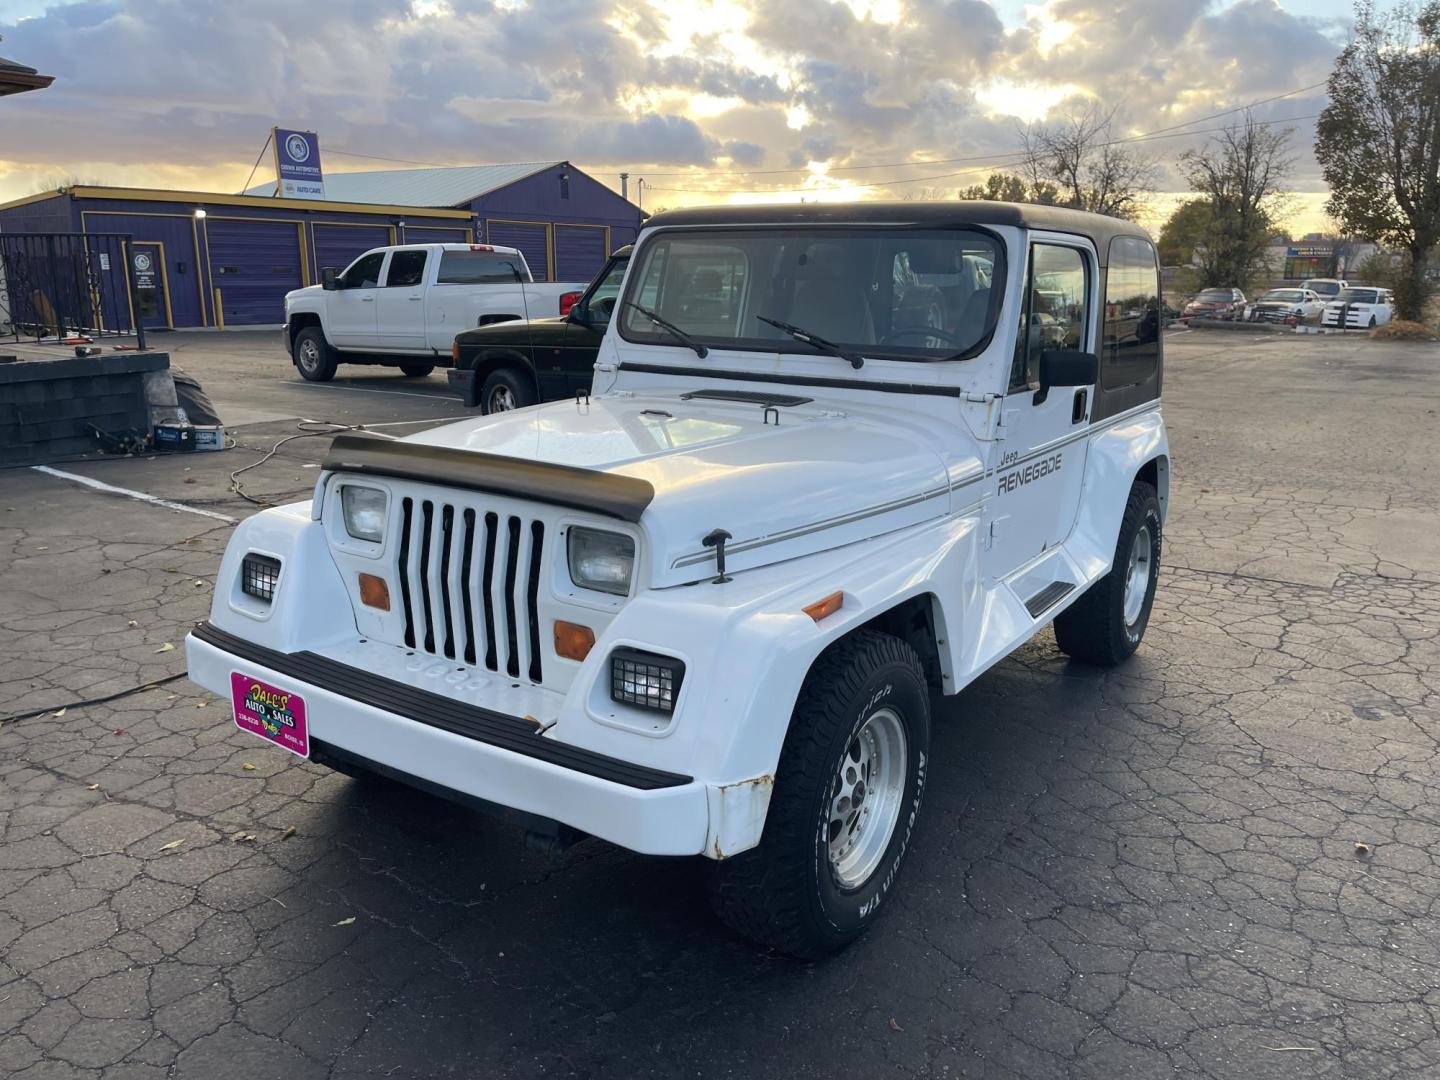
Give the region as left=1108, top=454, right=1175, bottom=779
left=290, top=382, right=452, bottom=401
left=31, top=466, right=236, bottom=523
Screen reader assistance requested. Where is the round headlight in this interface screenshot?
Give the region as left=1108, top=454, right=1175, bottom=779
left=567, top=527, right=635, bottom=596
left=341, top=485, right=387, bottom=543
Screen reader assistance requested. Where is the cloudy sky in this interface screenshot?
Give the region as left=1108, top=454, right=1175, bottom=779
left=0, top=0, right=1383, bottom=231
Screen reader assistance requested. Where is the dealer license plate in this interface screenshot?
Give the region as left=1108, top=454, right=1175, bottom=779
left=230, top=672, right=309, bottom=758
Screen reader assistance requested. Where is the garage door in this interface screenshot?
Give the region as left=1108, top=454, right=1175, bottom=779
left=404, top=226, right=470, bottom=245
left=313, top=224, right=392, bottom=277
left=555, top=225, right=607, bottom=283
left=208, top=219, right=303, bottom=326
left=486, top=220, right=550, bottom=281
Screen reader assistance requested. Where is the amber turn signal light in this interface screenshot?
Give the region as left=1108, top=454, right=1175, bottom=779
left=358, top=573, right=390, bottom=611
left=553, top=620, right=596, bottom=661
left=803, top=590, right=844, bottom=622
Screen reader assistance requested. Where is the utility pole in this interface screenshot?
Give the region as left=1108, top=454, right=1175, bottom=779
left=637, top=178, right=646, bottom=212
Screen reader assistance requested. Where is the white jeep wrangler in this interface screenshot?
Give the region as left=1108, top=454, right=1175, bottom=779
left=188, top=202, right=1169, bottom=957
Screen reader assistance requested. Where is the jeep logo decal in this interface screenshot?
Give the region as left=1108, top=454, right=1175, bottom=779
left=998, top=452, right=1062, bottom=494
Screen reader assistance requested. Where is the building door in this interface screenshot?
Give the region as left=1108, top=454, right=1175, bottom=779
left=130, top=242, right=171, bottom=329
left=207, top=219, right=303, bottom=326
left=486, top=220, right=550, bottom=281
left=983, top=236, right=1096, bottom=582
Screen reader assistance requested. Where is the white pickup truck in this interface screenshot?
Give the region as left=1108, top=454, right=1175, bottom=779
left=284, top=243, right=586, bottom=381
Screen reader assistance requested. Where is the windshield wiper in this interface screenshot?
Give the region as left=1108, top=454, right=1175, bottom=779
left=623, top=301, right=708, bottom=359
left=756, top=315, right=864, bottom=369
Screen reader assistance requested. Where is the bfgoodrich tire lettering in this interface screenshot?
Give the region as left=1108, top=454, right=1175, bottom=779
left=1054, top=480, right=1162, bottom=665
left=708, top=630, right=931, bottom=958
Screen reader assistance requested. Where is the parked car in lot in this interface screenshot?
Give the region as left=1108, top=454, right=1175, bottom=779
left=448, top=247, right=631, bottom=413
left=1301, top=277, right=1347, bottom=300
left=1321, top=286, right=1394, bottom=329
left=1181, top=287, right=1245, bottom=320
left=1244, top=287, right=1326, bottom=324
left=189, top=201, right=1169, bottom=957
left=284, top=244, right=586, bottom=382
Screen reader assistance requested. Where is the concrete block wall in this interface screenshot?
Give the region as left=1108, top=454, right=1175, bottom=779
left=0, top=352, right=170, bottom=464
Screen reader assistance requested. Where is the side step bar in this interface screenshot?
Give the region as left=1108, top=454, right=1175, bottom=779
left=1024, top=580, right=1076, bottom=619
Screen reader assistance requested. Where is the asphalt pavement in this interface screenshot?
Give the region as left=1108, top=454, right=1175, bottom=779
left=1, top=328, right=1438, bottom=1079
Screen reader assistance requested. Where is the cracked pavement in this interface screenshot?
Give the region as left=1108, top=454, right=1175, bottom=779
left=1, top=330, right=1438, bottom=1078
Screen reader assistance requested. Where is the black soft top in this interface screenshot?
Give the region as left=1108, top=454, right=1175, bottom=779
left=643, top=201, right=1152, bottom=266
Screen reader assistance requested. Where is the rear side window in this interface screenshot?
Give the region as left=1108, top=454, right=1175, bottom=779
left=385, top=249, right=428, bottom=288
left=1103, top=237, right=1161, bottom=390
left=436, top=251, right=527, bottom=285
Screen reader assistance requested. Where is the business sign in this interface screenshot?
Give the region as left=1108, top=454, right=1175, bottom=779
left=272, top=127, right=325, bottom=199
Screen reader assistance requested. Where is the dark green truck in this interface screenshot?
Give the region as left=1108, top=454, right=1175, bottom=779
left=447, top=246, right=629, bottom=414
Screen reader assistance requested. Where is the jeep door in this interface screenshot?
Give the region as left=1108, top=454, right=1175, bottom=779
left=983, top=235, right=1097, bottom=580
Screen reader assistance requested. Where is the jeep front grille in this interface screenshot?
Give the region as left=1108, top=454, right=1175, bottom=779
left=396, top=496, right=546, bottom=683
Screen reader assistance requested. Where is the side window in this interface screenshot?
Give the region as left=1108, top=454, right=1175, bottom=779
left=1102, top=236, right=1160, bottom=390
left=435, top=251, right=524, bottom=285
left=340, top=252, right=385, bottom=290
left=1011, top=244, right=1088, bottom=389
left=585, top=258, right=628, bottom=323
left=385, top=249, right=427, bottom=288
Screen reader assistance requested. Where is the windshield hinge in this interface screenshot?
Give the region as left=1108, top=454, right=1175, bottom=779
left=964, top=391, right=1000, bottom=403
left=594, top=362, right=617, bottom=373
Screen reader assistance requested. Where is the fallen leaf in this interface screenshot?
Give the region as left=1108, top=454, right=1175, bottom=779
left=334, top=917, right=356, bottom=927
left=158, top=838, right=185, bottom=851
left=155, top=642, right=175, bottom=654
left=1355, top=842, right=1372, bottom=858
left=196, top=701, right=208, bottom=709
left=112, top=728, right=125, bottom=736
left=193, top=580, right=204, bottom=587
left=86, top=783, right=101, bottom=791
left=280, top=825, right=296, bottom=840
left=232, top=832, right=257, bottom=843
left=53, top=707, right=66, bottom=717
left=127, top=620, right=138, bottom=628
left=184, top=477, right=197, bottom=484
left=242, top=762, right=256, bottom=771
left=889, top=1017, right=904, bottom=1033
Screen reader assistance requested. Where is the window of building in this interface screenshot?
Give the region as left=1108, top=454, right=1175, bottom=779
left=385, top=249, right=428, bottom=288
left=1102, top=236, right=1161, bottom=390
left=1011, top=244, right=1089, bottom=389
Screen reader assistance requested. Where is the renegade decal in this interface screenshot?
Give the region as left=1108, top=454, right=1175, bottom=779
left=997, top=452, right=1063, bottom=494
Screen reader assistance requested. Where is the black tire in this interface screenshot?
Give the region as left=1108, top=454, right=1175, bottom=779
left=480, top=368, right=536, bottom=414
left=293, top=327, right=338, bottom=382
left=399, top=362, right=434, bottom=378
left=1054, top=480, right=1161, bottom=666
left=708, top=630, right=931, bottom=958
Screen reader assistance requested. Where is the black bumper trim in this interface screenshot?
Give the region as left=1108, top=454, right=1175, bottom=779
left=193, top=622, right=691, bottom=791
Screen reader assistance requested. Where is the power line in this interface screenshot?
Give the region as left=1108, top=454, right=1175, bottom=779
left=237, top=132, right=273, bottom=195
left=643, top=113, right=1321, bottom=195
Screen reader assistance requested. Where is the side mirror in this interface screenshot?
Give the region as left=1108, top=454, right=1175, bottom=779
left=568, top=302, right=591, bottom=327
left=1033, top=349, right=1098, bottom=405
left=321, top=267, right=340, bottom=291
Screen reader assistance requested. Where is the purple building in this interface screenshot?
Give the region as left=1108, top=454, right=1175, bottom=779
left=0, top=161, right=642, bottom=330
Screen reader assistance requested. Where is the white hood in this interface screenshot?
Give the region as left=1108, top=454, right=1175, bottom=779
left=405, top=391, right=979, bottom=586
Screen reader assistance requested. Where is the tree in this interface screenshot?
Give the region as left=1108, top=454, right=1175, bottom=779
left=30, top=174, right=111, bottom=194
left=1018, top=102, right=1157, bottom=220
left=1179, top=113, right=1294, bottom=288
left=1156, top=199, right=1215, bottom=266
left=1316, top=1, right=1440, bottom=320
left=957, top=172, right=1059, bottom=205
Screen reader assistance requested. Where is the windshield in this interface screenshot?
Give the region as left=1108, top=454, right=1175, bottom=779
left=1261, top=289, right=1302, bottom=301
left=1335, top=288, right=1380, bottom=303
left=618, top=227, right=1003, bottom=362
left=1196, top=290, right=1233, bottom=301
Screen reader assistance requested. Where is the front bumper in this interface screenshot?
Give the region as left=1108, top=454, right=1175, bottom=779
left=187, top=622, right=709, bottom=855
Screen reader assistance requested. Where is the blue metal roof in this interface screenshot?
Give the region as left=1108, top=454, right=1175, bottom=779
left=245, top=161, right=563, bottom=207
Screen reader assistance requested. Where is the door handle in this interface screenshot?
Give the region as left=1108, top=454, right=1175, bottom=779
left=407, top=295, right=422, bottom=302
left=360, top=296, right=375, bottom=303
left=1071, top=388, right=1088, bottom=424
